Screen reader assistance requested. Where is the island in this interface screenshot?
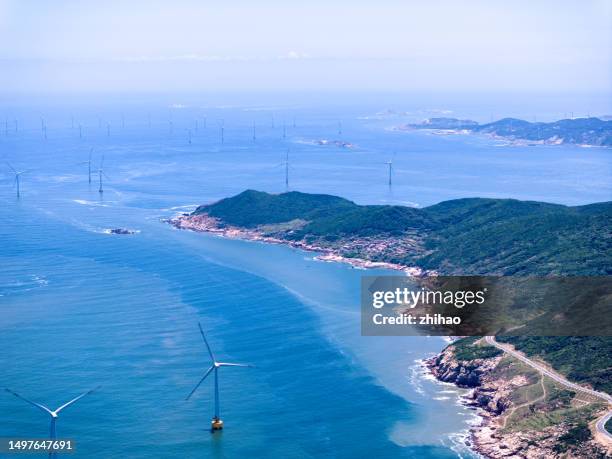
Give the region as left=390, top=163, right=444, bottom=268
left=169, top=190, right=612, bottom=458
left=398, top=116, right=612, bottom=147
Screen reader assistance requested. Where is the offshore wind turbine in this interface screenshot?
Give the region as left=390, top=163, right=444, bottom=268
left=6, top=387, right=98, bottom=457
left=252, top=121, right=256, bottom=141
left=219, top=119, right=225, bottom=144
left=386, top=154, right=395, bottom=187
left=97, top=155, right=109, bottom=194
left=79, top=148, right=94, bottom=184
left=186, top=323, right=252, bottom=431
left=338, top=121, right=342, bottom=136
left=283, top=149, right=290, bottom=189
left=6, top=162, right=32, bottom=198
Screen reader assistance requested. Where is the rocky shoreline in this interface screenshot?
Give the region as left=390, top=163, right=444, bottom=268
left=168, top=213, right=426, bottom=276
left=426, top=342, right=611, bottom=458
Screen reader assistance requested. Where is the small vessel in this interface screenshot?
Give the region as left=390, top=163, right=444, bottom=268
left=106, top=228, right=137, bottom=235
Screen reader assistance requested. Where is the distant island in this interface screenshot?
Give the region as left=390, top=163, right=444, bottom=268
left=169, top=190, right=612, bottom=458
left=398, top=117, right=612, bottom=147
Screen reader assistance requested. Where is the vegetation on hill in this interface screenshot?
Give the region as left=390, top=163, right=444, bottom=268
left=197, top=190, right=612, bottom=275
left=195, top=190, right=355, bottom=227
left=452, top=337, right=503, bottom=361
left=496, top=337, right=612, bottom=394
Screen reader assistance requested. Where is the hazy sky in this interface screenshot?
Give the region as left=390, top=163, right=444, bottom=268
left=1, top=0, right=610, bottom=93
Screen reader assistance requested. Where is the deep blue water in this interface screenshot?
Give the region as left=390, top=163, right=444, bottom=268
left=1, top=95, right=610, bottom=458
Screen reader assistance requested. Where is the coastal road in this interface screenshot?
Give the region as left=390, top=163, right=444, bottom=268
left=484, top=336, right=612, bottom=442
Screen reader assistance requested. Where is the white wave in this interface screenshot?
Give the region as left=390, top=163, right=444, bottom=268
left=0, top=275, right=49, bottom=295
left=408, top=362, right=426, bottom=396
left=73, top=199, right=111, bottom=207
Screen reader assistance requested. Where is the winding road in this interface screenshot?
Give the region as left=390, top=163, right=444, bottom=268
left=484, top=336, right=612, bottom=442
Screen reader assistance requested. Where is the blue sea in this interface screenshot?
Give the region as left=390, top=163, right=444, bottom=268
left=1, top=92, right=611, bottom=458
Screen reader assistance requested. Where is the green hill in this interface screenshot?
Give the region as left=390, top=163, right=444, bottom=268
left=197, top=190, right=612, bottom=275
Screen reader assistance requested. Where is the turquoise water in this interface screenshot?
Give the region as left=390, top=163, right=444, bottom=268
left=1, top=96, right=610, bottom=458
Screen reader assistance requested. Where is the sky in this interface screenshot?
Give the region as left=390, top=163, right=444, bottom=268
left=0, top=0, right=611, bottom=94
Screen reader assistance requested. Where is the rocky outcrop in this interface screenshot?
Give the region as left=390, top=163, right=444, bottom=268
left=426, top=343, right=510, bottom=417
left=427, top=344, right=497, bottom=388
left=427, top=342, right=611, bottom=458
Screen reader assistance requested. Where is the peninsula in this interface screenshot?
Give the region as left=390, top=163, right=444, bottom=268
left=169, top=190, right=612, bottom=457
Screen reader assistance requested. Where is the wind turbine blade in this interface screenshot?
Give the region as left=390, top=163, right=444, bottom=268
left=218, top=362, right=253, bottom=368
left=89, top=148, right=93, bottom=162
left=5, top=162, right=16, bottom=174
left=5, top=389, right=53, bottom=416
left=100, top=155, right=105, bottom=169
left=54, top=386, right=100, bottom=414
left=102, top=172, right=111, bottom=180
left=185, top=366, right=215, bottom=401
left=198, top=322, right=215, bottom=362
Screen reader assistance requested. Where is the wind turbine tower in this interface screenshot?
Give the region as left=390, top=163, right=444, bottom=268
left=6, top=163, right=30, bottom=198
left=6, top=387, right=98, bottom=458
left=284, top=149, right=289, bottom=189
left=79, top=149, right=93, bottom=184
left=186, top=323, right=252, bottom=431
left=386, top=156, right=394, bottom=187
left=97, top=155, right=108, bottom=194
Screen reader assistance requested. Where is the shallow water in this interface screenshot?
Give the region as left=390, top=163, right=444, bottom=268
left=1, top=96, right=610, bottom=458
